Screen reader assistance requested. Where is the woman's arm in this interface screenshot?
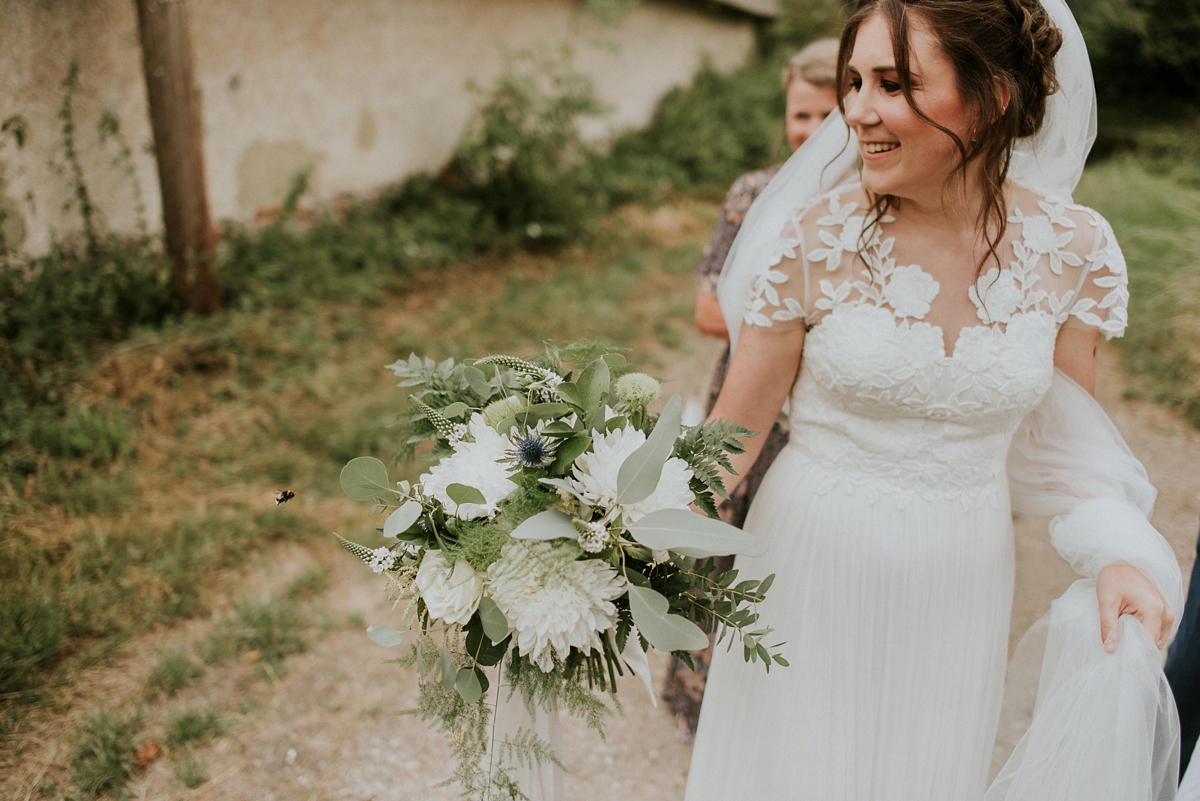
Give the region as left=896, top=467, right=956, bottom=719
left=707, top=321, right=806, bottom=495
left=1054, top=324, right=1175, bottom=649
left=695, top=291, right=729, bottom=340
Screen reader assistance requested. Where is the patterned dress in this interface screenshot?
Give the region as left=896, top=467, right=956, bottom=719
left=662, top=165, right=790, bottom=739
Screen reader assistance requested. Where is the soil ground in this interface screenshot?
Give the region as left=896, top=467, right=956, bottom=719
left=7, top=323, right=1200, bottom=801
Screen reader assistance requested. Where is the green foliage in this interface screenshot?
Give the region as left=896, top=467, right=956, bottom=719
left=70, top=707, right=140, bottom=798
left=146, top=644, right=205, bottom=697
left=1077, top=159, right=1200, bottom=425
left=767, top=0, right=853, bottom=52
left=59, top=61, right=97, bottom=254
left=609, top=58, right=787, bottom=195
left=1073, top=0, right=1200, bottom=111
left=674, top=419, right=754, bottom=517
left=165, top=704, right=226, bottom=749
left=438, top=47, right=608, bottom=246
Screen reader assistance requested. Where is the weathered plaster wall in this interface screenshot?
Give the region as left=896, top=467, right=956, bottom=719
left=0, top=0, right=756, bottom=255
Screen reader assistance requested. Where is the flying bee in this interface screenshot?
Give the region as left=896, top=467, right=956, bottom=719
left=273, top=489, right=296, bottom=506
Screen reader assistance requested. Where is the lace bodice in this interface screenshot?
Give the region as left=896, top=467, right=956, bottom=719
left=743, top=182, right=1129, bottom=506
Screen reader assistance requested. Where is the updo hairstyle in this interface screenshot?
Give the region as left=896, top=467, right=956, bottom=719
left=836, top=0, right=1065, bottom=274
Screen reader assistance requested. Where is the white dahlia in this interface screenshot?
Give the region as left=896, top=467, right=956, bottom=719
left=420, top=413, right=518, bottom=519
left=415, top=551, right=484, bottom=625
left=487, top=540, right=627, bottom=672
left=550, top=425, right=694, bottom=523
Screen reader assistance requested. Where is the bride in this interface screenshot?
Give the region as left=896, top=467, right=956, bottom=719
left=683, top=0, right=1184, bottom=798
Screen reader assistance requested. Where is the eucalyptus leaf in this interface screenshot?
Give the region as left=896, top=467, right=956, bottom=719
left=366, top=624, right=405, bottom=648
left=443, top=402, right=470, bottom=419
left=601, top=353, right=627, bottom=369
left=627, top=508, right=763, bottom=558
left=462, top=366, right=491, bottom=398
left=555, top=382, right=584, bottom=407
left=477, top=597, right=510, bottom=644
left=510, top=509, right=577, bottom=541
left=626, top=585, right=709, bottom=652
left=440, top=646, right=456, bottom=691
left=496, top=403, right=571, bottom=435
left=548, top=434, right=591, bottom=475
left=616, top=394, right=682, bottom=506
left=541, top=421, right=579, bottom=437
left=383, top=501, right=423, bottom=538
left=340, top=457, right=392, bottom=502
left=446, top=483, right=487, bottom=506
left=455, top=666, right=488, bottom=703
left=578, top=357, right=611, bottom=411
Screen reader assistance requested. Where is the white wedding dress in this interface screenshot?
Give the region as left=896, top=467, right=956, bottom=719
left=684, top=179, right=1179, bottom=801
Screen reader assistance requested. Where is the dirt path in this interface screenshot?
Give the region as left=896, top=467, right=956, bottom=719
left=8, top=329, right=1200, bottom=801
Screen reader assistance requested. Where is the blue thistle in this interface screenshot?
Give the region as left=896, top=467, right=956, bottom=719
left=504, top=427, right=558, bottom=469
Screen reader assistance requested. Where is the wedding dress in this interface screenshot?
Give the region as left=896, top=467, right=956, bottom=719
left=686, top=178, right=1175, bottom=800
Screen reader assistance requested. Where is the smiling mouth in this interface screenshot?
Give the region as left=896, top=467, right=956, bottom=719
left=863, top=142, right=900, bottom=154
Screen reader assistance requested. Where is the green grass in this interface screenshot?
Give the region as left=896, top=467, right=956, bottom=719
left=201, top=595, right=310, bottom=672
left=70, top=707, right=139, bottom=799
left=165, top=704, right=225, bottom=749
left=145, top=644, right=205, bottom=698
left=173, top=750, right=210, bottom=789
left=1075, top=158, right=1200, bottom=421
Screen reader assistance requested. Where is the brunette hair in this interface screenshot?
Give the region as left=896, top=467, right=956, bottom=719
left=836, top=0, right=1063, bottom=275
left=782, top=39, right=840, bottom=91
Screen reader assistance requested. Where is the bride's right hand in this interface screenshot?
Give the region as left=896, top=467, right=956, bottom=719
left=1097, top=562, right=1174, bottom=652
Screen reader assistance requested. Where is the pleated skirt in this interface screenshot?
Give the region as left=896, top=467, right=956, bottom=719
left=684, top=445, right=1016, bottom=800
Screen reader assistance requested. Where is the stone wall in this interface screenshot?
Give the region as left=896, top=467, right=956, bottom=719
left=0, top=0, right=756, bottom=255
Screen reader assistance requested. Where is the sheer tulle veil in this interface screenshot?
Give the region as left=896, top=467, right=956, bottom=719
left=716, top=2, right=1184, bottom=800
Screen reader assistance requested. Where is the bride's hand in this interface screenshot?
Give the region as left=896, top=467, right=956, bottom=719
left=1097, top=562, right=1174, bottom=652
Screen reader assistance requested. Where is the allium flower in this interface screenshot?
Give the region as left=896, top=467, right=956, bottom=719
left=420, top=413, right=518, bottom=519
left=482, top=396, right=525, bottom=429
left=574, top=519, right=611, bottom=554
left=487, top=540, right=627, bottom=672
left=613, top=373, right=661, bottom=408
left=504, top=424, right=558, bottom=469
left=547, top=425, right=694, bottom=523
left=367, top=547, right=396, bottom=574
left=415, top=551, right=483, bottom=625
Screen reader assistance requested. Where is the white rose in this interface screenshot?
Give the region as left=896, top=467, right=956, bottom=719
left=415, top=551, right=483, bottom=625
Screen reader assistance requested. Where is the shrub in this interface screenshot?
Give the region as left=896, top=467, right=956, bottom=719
left=608, top=58, right=786, bottom=195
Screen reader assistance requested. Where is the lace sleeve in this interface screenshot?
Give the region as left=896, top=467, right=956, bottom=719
left=1062, top=207, right=1129, bottom=339
left=741, top=195, right=841, bottom=330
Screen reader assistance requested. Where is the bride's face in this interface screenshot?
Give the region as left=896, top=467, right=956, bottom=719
left=843, top=12, right=976, bottom=202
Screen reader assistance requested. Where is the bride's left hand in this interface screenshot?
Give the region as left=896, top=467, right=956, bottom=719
left=1097, top=562, right=1174, bottom=653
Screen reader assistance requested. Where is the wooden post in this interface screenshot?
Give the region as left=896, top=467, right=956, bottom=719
left=135, top=0, right=220, bottom=314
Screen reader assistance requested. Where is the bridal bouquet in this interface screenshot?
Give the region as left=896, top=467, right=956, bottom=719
left=333, top=341, right=784, bottom=798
